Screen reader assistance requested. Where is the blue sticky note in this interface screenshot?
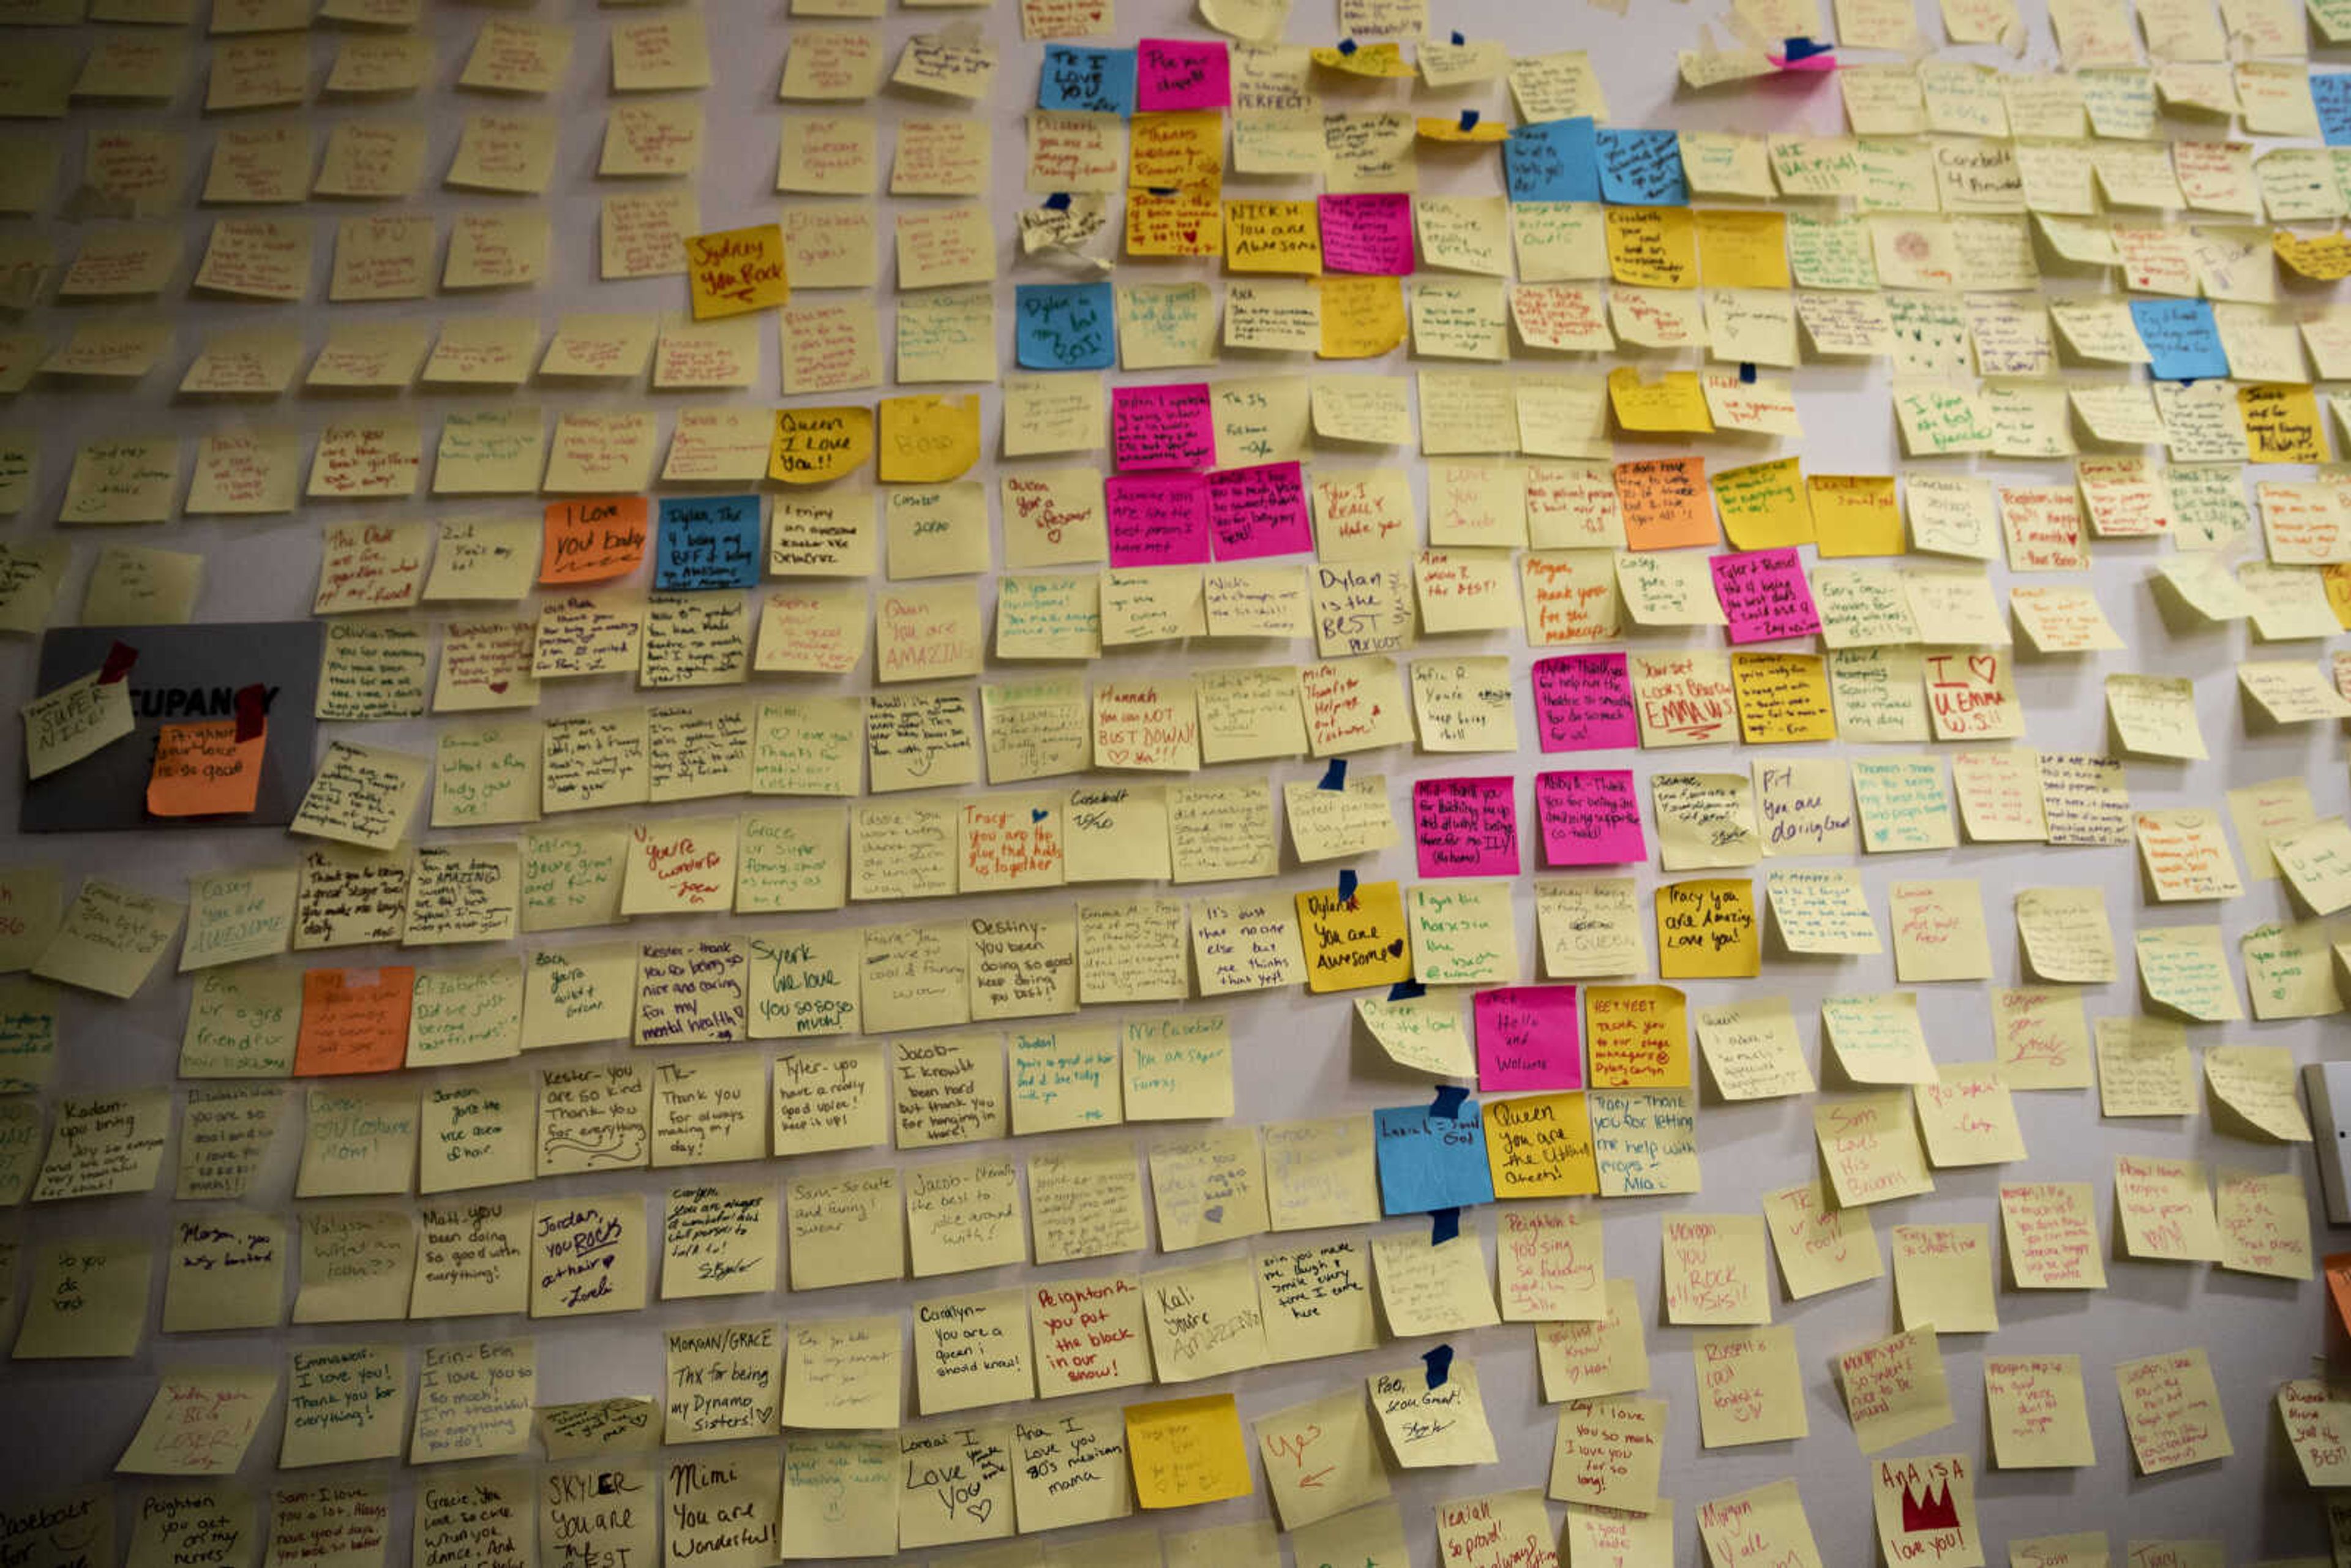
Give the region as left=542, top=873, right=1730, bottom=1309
left=2129, top=299, right=2230, bottom=382
left=2316, top=73, right=2351, bottom=146
left=1039, top=45, right=1136, bottom=116
left=654, top=496, right=762, bottom=591
left=1374, top=1103, right=1496, bottom=1214
left=1595, top=127, right=1687, bottom=206
left=1502, top=116, right=1600, bottom=204
left=1014, top=281, right=1116, bottom=370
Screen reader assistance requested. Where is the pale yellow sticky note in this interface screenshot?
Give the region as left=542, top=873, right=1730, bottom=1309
left=1999, top=1182, right=2107, bottom=1289
left=2114, top=1155, right=2222, bottom=1262
left=1984, top=1356, right=2096, bottom=1470
left=2116, top=1349, right=2233, bottom=1474
left=1693, top=1326, right=1807, bottom=1448
left=280, top=1345, right=404, bottom=1466
left=1547, top=1397, right=1663, bottom=1513
left=1371, top=1359, right=1498, bottom=1467
left=1837, top=1326, right=1954, bottom=1454
left=1891, top=1223, right=1998, bottom=1334
left=2216, top=1166, right=2312, bottom=1280
left=1763, top=1178, right=1883, bottom=1299
left=116, top=1367, right=277, bottom=1475
left=1662, top=1214, right=1771, bottom=1326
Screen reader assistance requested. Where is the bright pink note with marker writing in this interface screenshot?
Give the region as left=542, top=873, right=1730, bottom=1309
left=1413, top=776, right=1520, bottom=879
left=1710, top=548, right=1822, bottom=643
left=1112, top=382, right=1215, bottom=472
left=1474, top=985, right=1583, bottom=1091
left=1208, top=462, right=1313, bottom=559
left=1106, top=473, right=1212, bottom=567
left=1532, top=652, right=1638, bottom=752
left=1535, top=769, right=1646, bottom=866
left=1318, top=193, right=1415, bottom=275
left=1136, top=39, right=1229, bottom=110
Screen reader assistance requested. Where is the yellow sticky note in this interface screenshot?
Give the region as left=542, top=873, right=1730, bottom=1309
left=1296, top=881, right=1412, bottom=993
left=1607, top=367, right=1715, bottom=433
left=1695, top=208, right=1791, bottom=289
left=1871, top=1456, right=1981, bottom=1566
left=875, top=395, right=979, bottom=483
left=1712, top=457, right=1814, bottom=549
left=1317, top=275, right=1407, bottom=359
left=683, top=223, right=789, bottom=320
left=116, top=1366, right=277, bottom=1475
left=1603, top=206, right=1697, bottom=288
left=1256, top=1389, right=1390, bottom=1529
left=2115, top=1349, right=2233, bottom=1474
left=1415, top=114, right=1509, bottom=142
left=1984, top=1357, right=2096, bottom=1468
left=1835, top=1327, right=1954, bottom=1454
left=1655, top=878, right=1759, bottom=978
left=1808, top=473, right=1903, bottom=557
left=768, top=406, right=873, bottom=484
left=1891, top=1223, right=1997, bottom=1333
left=2240, top=382, right=2327, bottom=465
left=1482, top=1092, right=1598, bottom=1198
left=1312, top=41, right=1415, bottom=76
left=1126, top=1394, right=1253, bottom=1509
left=21, top=670, right=133, bottom=781
left=1223, top=199, right=1321, bottom=274
left=1370, top=1359, right=1498, bottom=1466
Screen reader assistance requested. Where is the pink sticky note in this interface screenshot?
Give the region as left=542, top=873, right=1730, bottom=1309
left=1135, top=38, right=1230, bottom=110
left=1474, top=985, right=1582, bottom=1092
left=1709, top=548, right=1822, bottom=643
left=1535, top=769, right=1646, bottom=867
left=1413, top=776, right=1520, bottom=879
left=1208, top=462, right=1312, bottom=560
left=1111, top=382, right=1215, bottom=472
left=1532, top=653, right=1638, bottom=752
left=1106, top=473, right=1212, bottom=566
left=1317, top=193, right=1414, bottom=276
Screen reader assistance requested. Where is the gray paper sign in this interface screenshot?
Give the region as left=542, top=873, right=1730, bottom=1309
left=21, top=621, right=323, bottom=833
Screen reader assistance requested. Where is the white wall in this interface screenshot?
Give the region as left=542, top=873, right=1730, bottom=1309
left=0, top=0, right=2343, bottom=1563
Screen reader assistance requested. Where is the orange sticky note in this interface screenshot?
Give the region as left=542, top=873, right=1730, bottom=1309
left=146, top=719, right=264, bottom=817
left=683, top=223, right=789, bottom=319
left=2327, top=1253, right=2351, bottom=1337
left=1614, top=457, right=1720, bottom=551
left=541, top=498, right=651, bottom=585
left=1124, top=1394, right=1253, bottom=1509
left=294, top=965, right=416, bottom=1076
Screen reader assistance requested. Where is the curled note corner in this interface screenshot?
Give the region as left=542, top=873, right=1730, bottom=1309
left=233, top=683, right=269, bottom=742
left=1336, top=868, right=1359, bottom=905
left=1430, top=1084, right=1469, bottom=1120
left=1430, top=1205, right=1461, bottom=1244
left=1318, top=757, right=1348, bottom=790
left=99, top=640, right=138, bottom=684
left=1422, top=1344, right=1454, bottom=1389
